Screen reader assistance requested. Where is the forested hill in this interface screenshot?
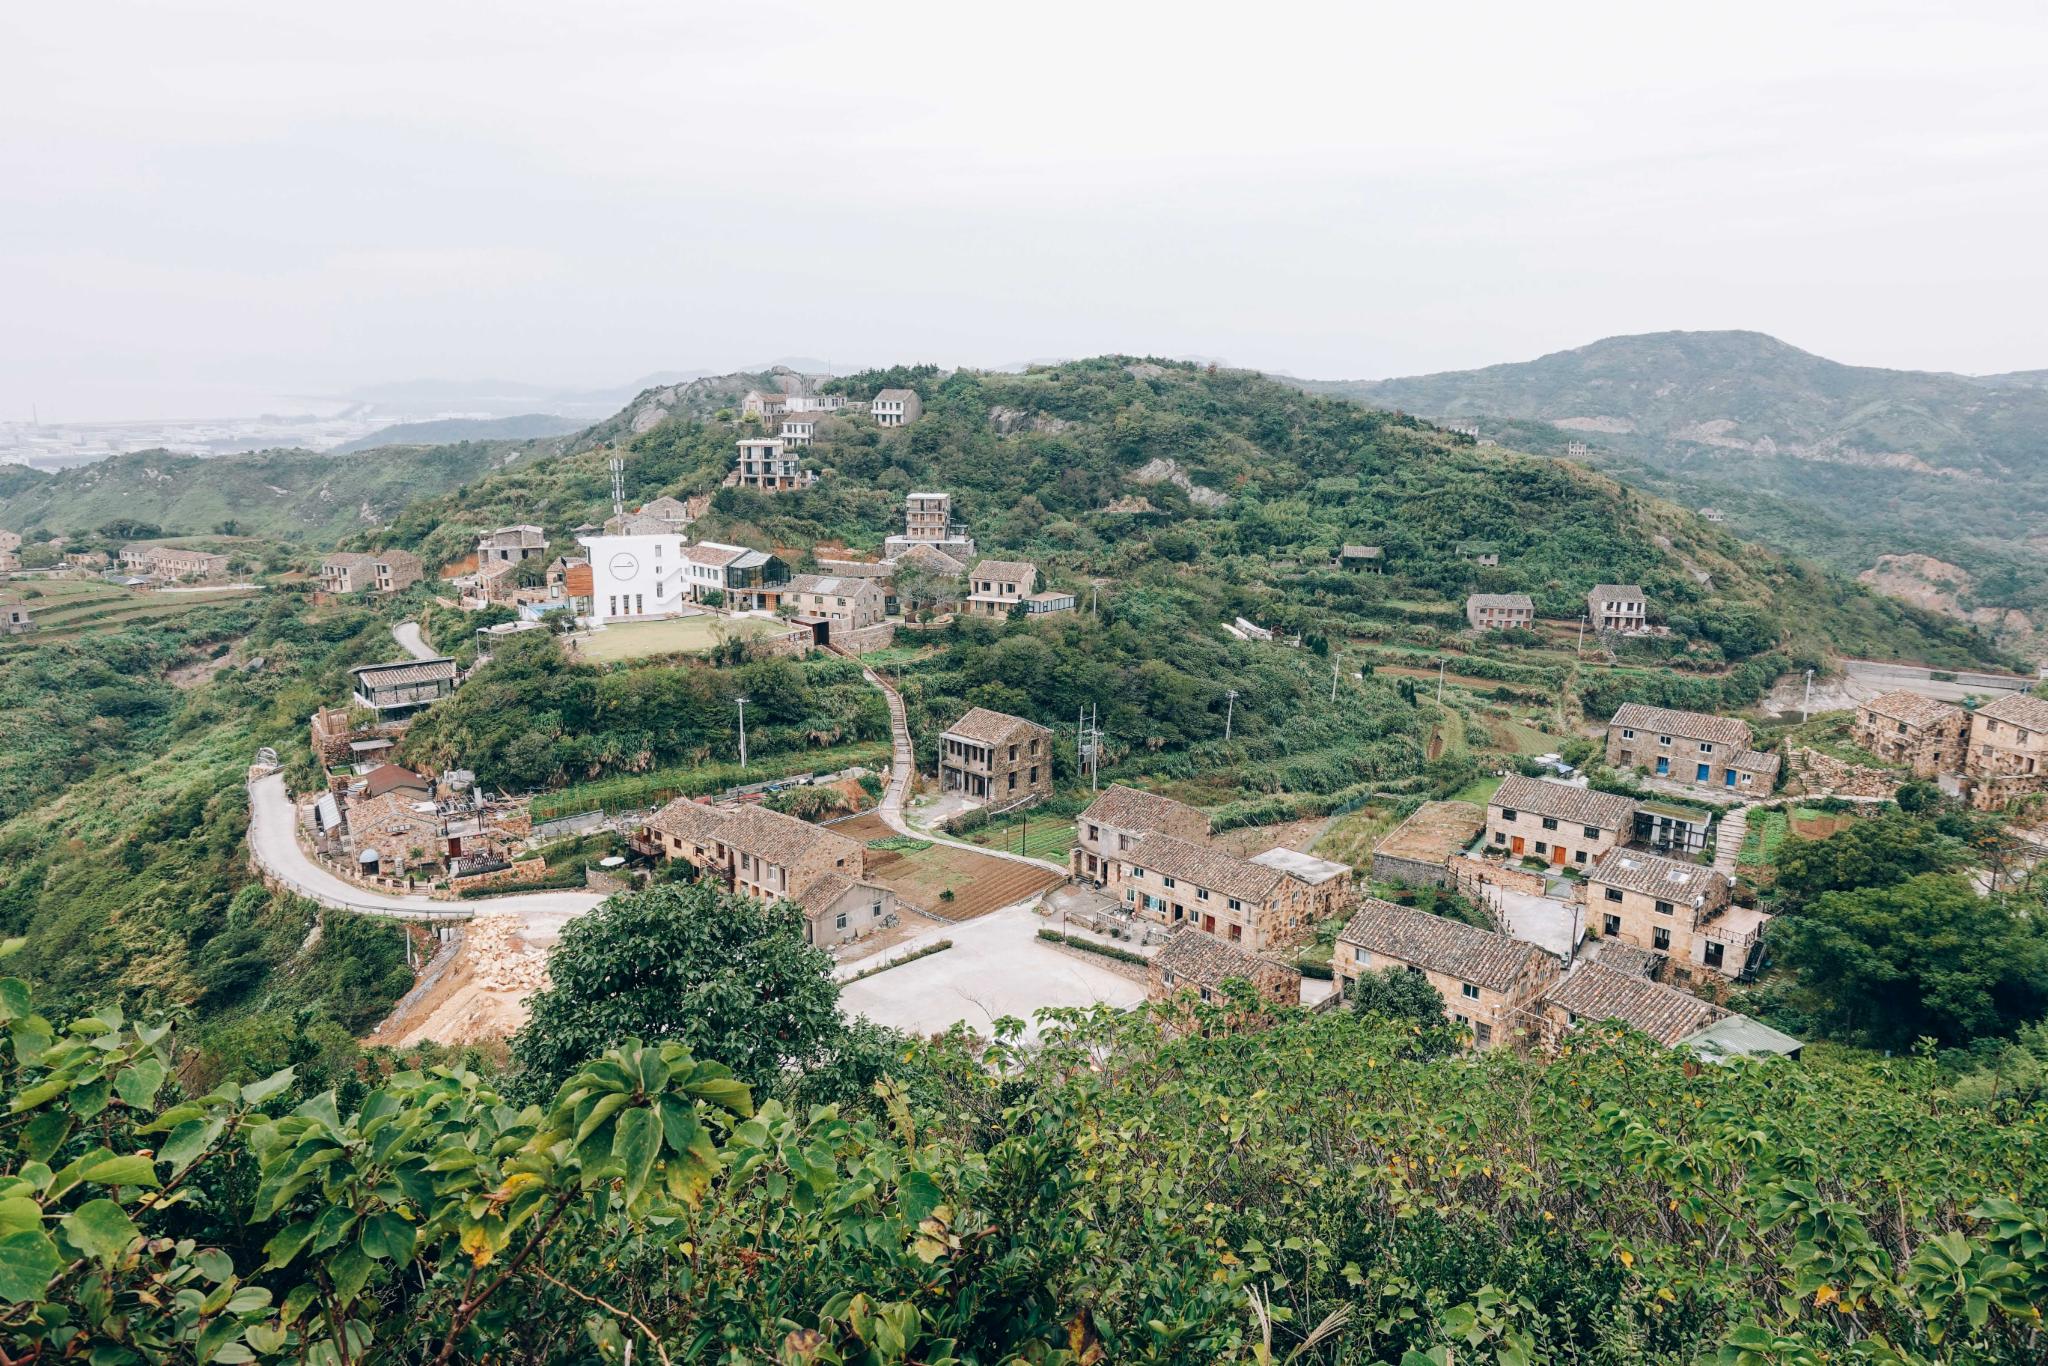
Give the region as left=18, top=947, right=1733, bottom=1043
left=0, top=441, right=539, bottom=542
left=1295, top=331, right=2048, bottom=651
left=377, top=355, right=2001, bottom=667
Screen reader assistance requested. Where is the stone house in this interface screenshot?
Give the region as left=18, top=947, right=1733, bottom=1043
left=1465, top=593, right=1534, bottom=631
left=1586, top=584, right=1649, bottom=633
left=320, top=552, right=378, bottom=594
left=1538, top=964, right=1726, bottom=1048
left=478, top=525, right=548, bottom=564
left=343, top=790, right=441, bottom=879
left=374, top=550, right=423, bottom=593
left=741, top=390, right=789, bottom=420
left=1110, top=832, right=1322, bottom=952
left=937, top=707, right=1053, bottom=807
left=1605, top=703, right=1779, bottom=796
left=884, top=491, right=976, bottom=562
left=1072, top=783, right=1210, bottom=884
left=651, top=801, right=896, bottom=946
left=962, top=559, right=1038, bottom=616
left=716, top=804, right=866, bottom=904
left=1455, top=540, right=1500, bottom=567
left=1851, top=691, right=1967, bottom=778
left=0, top=530, right=18, bottom=553
left=1960, top=693, right=2048, bottom=810
left=1586, top=848, right=1765, bottom=979
left=872, top=388, right=923, bottom=427
left=1332, top=898, right=1560, bottom=1049
left=733, top=437, right=816, bottom=491
left=1247, top=847, right=1353, bottom=923
left=135, top=545, right=229, bottom=581
left=1148, top=925, right=1302, bottom=1012
left=0, top=597, right=33, bottom=635
left=775, top=574, right=886, bottom=631
left=1486, top=775, right=1637, bottom=871
left=644, top=798, right=733, bottom=874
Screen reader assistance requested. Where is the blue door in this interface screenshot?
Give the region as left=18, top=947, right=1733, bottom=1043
left=1725, top=770, right=1736, bottom=788
left=1696, top=764, right=1711, bottom=782
left=1655, top=757, right=1669, bottom=776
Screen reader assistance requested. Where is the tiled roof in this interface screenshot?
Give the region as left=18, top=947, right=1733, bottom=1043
left=1124, top=832, right=1285, bottom=903
left=783, top=574, right=879, bottom=597
left=1337, top=899, right=1549, bottom=993
left=875, top=388, right=917, bottom=401
left=1339, top=544, right=1382, bottom=558
left=375, top=550, right=422, bottom=571
left=1859, top=690, right=1964, bottom=729
left=361, top=764, right=432, bottom=797
left=1154, top=925, right=1299, bottom=989
left=716, top=804, right=857, bottom=868
left=683, top=542, right=749, bottom=568
left=812, top=558, right=893, bottom=579
left=637, top=496, right=692, bottom=518
left=1544, top=964, right=1727, bottom=1045
left=1587, top=848, right=1728, bottom=903
left=1490, top=775, right=1636, bottom=830
left=1976, top=693, right=2048, bottom=732
left=322, top=552, right=376, bottom=572
left=1590, top=940, right=1664, bottom=978
left=792, top=871, right=853, bottom=914
left=1731, top=750, right=1781, bottom=778
left=1467, top=593, right=1533, bottom=610
left=1078, top=784, right=1209, bottom=837
left=647, top=798, right=733, bottom=843
left=1588, top=583, right=1645, bottom=601
left=1608, top=703, right=1753, bottom=748
left=942, top=706, right=1047, bottom=745
left=351, top=658, right=458, bottom=687
left=969, top=559, right=1037, bottom=586
left=1248, top=846, right=1351, bottom=886
left=894, top=544, right=965, bottom=575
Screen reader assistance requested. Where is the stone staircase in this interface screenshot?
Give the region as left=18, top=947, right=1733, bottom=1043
left=1713, top=806, right=1747, bottom=877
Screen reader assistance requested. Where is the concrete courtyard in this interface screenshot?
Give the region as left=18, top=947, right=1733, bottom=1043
left=837, top=900, right=1145, bottom=1040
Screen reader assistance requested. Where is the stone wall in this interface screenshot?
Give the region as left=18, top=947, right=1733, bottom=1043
left=1786, top=747, right=1899, bottom=800
left=1447, top=854, right=1548, bottom=899
left=834, top=622, right=896, bottom=655
left=447, top=855, right=546, bottom=894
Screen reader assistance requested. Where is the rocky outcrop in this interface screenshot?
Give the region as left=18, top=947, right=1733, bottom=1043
left=1858, top=553, right=2037, bottom=656
left=1130, top=457, right=1227, bottom=509
left=1785, top=747, right=1898, bottom=800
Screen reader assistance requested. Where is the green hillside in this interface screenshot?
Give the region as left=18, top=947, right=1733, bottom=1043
left=332, top=412, right=584, bottom=453
left=1296, top=330, right=2048, bottom=647
left=0, top=441, right=530, bottom=542
left=381, top=356, right=2001, bottom=671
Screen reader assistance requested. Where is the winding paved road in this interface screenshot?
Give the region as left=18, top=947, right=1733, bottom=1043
left=245, top=774, right=605, bottom=933
left=392, top=621, right=438, bottom=660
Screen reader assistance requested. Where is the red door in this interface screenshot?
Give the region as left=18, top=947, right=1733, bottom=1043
left=1551, top=845, right=1567, bottom=866
left=1510, top=836, right=1524, bottom=855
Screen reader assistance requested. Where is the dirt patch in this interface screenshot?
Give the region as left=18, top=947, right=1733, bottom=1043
left=166, top=644, right=239, bottom=689
left=1788, top=812, right=1852, bottom=840
left=366, top=914, right=550, bottom=1048
left=837, top=813, right=1062, bottom=920
left=1209, top=817, right=1329, bottom=858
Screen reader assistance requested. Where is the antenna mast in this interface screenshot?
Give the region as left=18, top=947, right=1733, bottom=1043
left=609, top=452, right=625, bottom=521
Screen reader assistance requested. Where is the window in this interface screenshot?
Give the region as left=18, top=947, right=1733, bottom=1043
left=1087, top=824, right=1099, bottom=841
left=1228, top=924, right=1241, bottom=942
left=1162, top=876, right=1176, bottom=889
left=1654, top=899, right=1674, bottom=916
left=834, top=912, right=847, bottom=930
left=1475, top=1022, right=1493, bottom=1046
left=871, top=900, right=884, bottom=919
left=1196, top=887, right=1209, bottom=900
left=1652, top=926, right=1671, bottom=951
left=1541, top=817, right=1558, bottom=831
left=1583, top=825, right=1600, bottom=839
left=1658, top=734, right=1672, bottom=745
left=1621, top=728, right=1636, bottom=739
left=1603, top=913, right=1621, bottom=936
left=1460, top=983, right=1480, bottom=1001
left=1227, top=898, right=1242, bottom=911
left=1575, top=850, right=1588, bottom=864
left=1699, top=742, right=1714, bottom=753
left=1008, top=745, right=1018, bottom=761
left=1704, top=941, right=1725, bottom=969
left=1604, top=888, right=1623, bottom=903
left=1534, top=841, right=1548, bottom=855
left=1499, top=808, right=1517, bottom=822
left=1493, top=831, right=1507, bottom=845
left=1133, top=866, right=1147, bottom=879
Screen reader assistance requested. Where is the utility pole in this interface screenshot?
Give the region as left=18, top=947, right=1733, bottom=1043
left=1577, top=614, right=1586, bottom=656
left=1330, top=650, right=1340, bottom=703
left=735, top=695, right=749, bottom=768
left=1224, top=688, right=1238, bottom=742
left=1437, top=659, right=1446, bottom=706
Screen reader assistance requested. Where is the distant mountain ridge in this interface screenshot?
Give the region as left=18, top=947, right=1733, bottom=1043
left=334, top=413, right=584, bottom=453
left=1295, top=330, right=2048, bottom=653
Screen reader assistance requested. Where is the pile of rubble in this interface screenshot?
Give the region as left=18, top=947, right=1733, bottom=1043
left=1786, top=747, right=1898, bottom=800
left=463, top=913, right=552, bottom=995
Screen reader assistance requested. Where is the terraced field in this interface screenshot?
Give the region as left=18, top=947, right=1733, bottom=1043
left=0, top=580, right=258, bottom=645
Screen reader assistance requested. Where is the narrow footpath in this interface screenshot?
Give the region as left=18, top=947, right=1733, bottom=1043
left=846, top=653, right=1067, bottom=875
left=392, top=620, right=438, bottom=660
left=1714, top=806, right=1747, bottom=878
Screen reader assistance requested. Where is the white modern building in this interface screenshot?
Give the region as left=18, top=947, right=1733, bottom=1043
left=576, top=532, right=692, bottom=624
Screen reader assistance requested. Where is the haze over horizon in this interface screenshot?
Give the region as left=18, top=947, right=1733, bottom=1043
left=6, top=1, right=2047, bottom=422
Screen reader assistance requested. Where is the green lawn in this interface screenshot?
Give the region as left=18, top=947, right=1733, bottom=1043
left=1445, top=773, right=1505, bottom=805
left=567, top=614, right=786, bottom=663
left=531, top=740, right=890, bottom=819
left=963, top=817, right=1076, bottom=861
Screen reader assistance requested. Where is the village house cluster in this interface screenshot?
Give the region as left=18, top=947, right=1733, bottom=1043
left=116, top=542, right=232, bottom=584
left=1851, top=688, right=2048, bottom=811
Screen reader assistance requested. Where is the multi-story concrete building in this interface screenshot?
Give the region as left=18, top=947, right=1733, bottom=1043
left=883, top=492, right=976, bottom=562
left=1072, top=784, right=1210, bottom=884
left=1605, top=703, right=1779, bottom=797
left=478, top=525, right=547, bottom=565
left=779, top=415, right=821, bottom=447
left=962, top=559, right=1038, bottom=617
left=1586, top=848, right=1765, bottom=980
left=1111, top=832, right=1323, bottom=952
left=871, top=388, right=922, bottom=427
left=679, top=541, right=788, bottom=610
left=1587, top=584, right=1649, bottom=633
left=576, top=531, right=691, bottom=622
left=1465, top=593, right=1534, bottom=631
left=1852, top=691, right=1969, bottom=778
left=1332, top=899, right=1559, bottom=1049
left=936, top=707, right=1053, bottom=807
left=1961, top=693, right=2048, bottom=810
left=120, top=544, right=230, bottom=581
left=732, top=437, right=816, bottom=491
left=1485, top=775, right=1637, bottom=870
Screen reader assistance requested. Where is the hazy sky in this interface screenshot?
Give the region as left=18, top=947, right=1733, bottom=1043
left=5, top=1, right=2047, bottom=420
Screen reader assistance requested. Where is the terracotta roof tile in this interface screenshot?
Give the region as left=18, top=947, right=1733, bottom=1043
left=942, top=706, right=1048, bottom=746
left=1154, top=925, right=1299, bottom=989
left=1124, top=832, right=1285, bottom=903
left=1078, top=784, right=1209, bottom=838
left=716, top=805, right=859, bottom=868
left=1608, top=703, right=1753, bottom=749
left=1337, top=899, right=1550, bottom=993
left=1587, top=848, right=1728, bottom=903
left=1491, top=775, right=1636, bottom=831
left=1544, top=964, right=1727, bottom=1045
left=1976, top=693, right=2048, bottom=732
left=1859, top=690, right=1964, bottom=729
